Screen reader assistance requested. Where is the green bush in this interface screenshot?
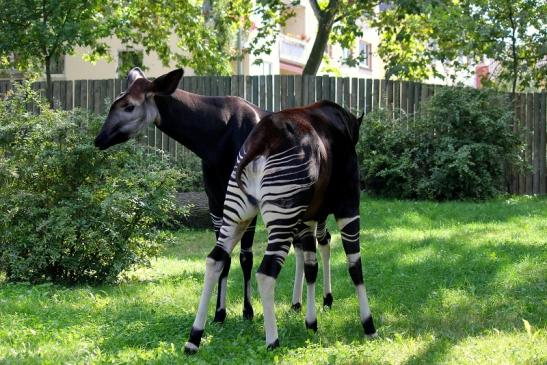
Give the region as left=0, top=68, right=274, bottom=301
left=357, top=87, right=526, bottom=200
left=0, top=84, right=182, bottom=284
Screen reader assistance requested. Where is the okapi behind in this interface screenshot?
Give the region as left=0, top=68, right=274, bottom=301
left=185, top=100, right=377, bottom=353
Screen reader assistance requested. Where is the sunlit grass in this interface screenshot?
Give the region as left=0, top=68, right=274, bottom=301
left=0, top=195, right=545, bottom=364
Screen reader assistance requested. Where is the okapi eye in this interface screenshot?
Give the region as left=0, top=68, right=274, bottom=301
left=124, top=105, right=135, bottom=113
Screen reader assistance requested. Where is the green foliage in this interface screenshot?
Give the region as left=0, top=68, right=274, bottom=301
left=357, top=87, right=526, bottom=200
left=0, top=84, right=182, bottom=284
left=109, top=0, right=254, bottom=76
left=0, top=0, right=111, bottom=103
left=375, top=0, right=547, bottom=92
left=1, top=196, right=546, bottom=363
left=174, top=154, right=204, bottom=193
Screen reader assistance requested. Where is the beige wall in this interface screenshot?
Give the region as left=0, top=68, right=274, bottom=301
left=53, top=36, right=194, bottom=81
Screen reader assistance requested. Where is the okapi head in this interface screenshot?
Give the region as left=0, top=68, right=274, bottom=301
left=94, top=67, right=184, bottom=150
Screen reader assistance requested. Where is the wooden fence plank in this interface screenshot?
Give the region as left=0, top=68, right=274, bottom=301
left=351, top=78, right=358, bottom=113
left=252, top=76, right=259, bottom=106
left=322, top=75, right=331, bottom=102
left=308, top=75, right=316, bottom=105
left=288, top=75, right=295, bottom=107
left=533, top=93, right=541, bottom=194
left=380, top=79, right=386, bottom=109
left=245, top=76, right=252, bottom=103
left=526, top=93, right=534, bottom=194
left=343, top=77, right=350, bottom=109
left=386, top=80, right=394, bottom=111
left=274, top=75, right=281, bottom=111
left=65, top=80, right=73, bottom=110
left=358, top=78, right=365, bottom=113
left=518, top=94, right=526, bottom=194
left=230, top=75, right=238, bottom=96
left=259, top=76, right=266, bottom=109
left=294, top=75, right=302, bottom=107
left=281, top=75, right=288, bottom=109
left=315, top=76, right=323, bottom=101
left=365, top=79, right=372, bottom=114
left=540, top=93, right=546, bottom=194
left=266, top=75, right=273, bottom=111
left=336, top=77, right=343, bottom=105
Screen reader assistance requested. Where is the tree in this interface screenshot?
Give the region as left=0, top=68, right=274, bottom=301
left=375, top=0, right=547, bottom=93
left=107, top=0, right=253, bottom=76
left=0, top=0, right=111, bottom=106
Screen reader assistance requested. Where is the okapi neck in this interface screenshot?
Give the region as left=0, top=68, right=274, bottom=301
left=153, top=90, right=226, bottom=162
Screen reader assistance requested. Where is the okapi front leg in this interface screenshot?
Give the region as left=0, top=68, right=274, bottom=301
left=210, top=213, right=230, bottom=323
left=336, top=215, right=377, bottom=337
left=316, top=219, right=333, bottom=308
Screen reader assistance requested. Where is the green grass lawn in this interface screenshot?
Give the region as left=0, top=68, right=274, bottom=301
left=1, top=195, right=546, bottom=364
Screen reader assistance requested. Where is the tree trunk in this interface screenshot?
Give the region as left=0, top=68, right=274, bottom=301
left=302, top=15, right=335, bottom=75
left=45, top=54, right=53, bottom=108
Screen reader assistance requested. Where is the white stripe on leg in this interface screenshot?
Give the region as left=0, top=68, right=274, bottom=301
left=193, top=257, right=224, bottom=331
left=318, top=244, right=331, bottom=298
left=256, top=272, right=278, bottom=346
left=292, top=247, right=304, bottom=307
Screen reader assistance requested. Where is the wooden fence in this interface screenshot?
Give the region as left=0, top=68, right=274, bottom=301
left=0, top=76, right=545, bottom=195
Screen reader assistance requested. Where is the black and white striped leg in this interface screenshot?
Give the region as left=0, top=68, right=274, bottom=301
left=299, top=221, right=318, bottom=332
left=336, top=215, right=377, bottom=338
left=256, top=224, right=296, bottom=349
left=240, top=216, right=257, bottom=320
left=185, top=207, right=257, bottom=353
left=291, top=242, right=304, bottom=311
left=210, top=213, right=229, bottom=323
left=316, top=220, right=333, bottom=308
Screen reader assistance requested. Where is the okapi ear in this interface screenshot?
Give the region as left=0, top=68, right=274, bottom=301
left=149, top=68, right=184, bottom=96
left=127, top=67, right=146, bottom=87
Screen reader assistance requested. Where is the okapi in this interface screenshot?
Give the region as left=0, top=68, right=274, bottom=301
left=94, top=68, right=334, bottom=321
left=184, top=100, right=377, bottom=353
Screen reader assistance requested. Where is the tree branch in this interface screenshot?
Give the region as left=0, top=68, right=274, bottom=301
left=309, top=0, right=323, bottom=19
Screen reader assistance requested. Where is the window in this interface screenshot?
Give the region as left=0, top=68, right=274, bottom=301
left=250, top=61, right=272, bottom=75
left=358, top=41, right=372, bottom=69
left=342, top=47, right=352, bottom=61
left=49, top=55, right=65, bottom=74
left=118, top=50, right=145, bottom=78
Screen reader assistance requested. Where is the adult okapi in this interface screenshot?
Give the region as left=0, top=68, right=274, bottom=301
left=94, top=68, right=334, bottom=322
left=184, top=100, right=377, bottom=353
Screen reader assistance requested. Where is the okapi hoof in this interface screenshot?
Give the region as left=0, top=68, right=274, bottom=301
left=362, top=315, right=377, bottom=337
left=213, top=308, right=226, bottom=323
left=267, top=339, right=280, bottom=351
left=242, top=306, right=254, bottom=320
left=323, top=293, right=333, bottom=309
left=184, top=342, right=199, bottom=355
left=305, top=319, right=318, bottom=332
left=291, top=302, right=302, bottom=312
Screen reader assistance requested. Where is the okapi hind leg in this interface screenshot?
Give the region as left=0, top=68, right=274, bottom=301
left=239, top=215, right=257, bottom=320
left=336, top=215, right=377, bottom=338
left=316, top=219, right=333, bottom=308
left=298, top=221, right=319, bottom=332
left=291, top=242, right=304, bottom=311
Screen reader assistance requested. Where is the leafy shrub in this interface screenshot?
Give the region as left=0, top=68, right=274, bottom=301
left=357, top=87, right=525, bottom=200
left=0, top=84, right=182, bottom=283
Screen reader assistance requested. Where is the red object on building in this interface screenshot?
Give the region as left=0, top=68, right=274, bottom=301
left=475, top=64, right=489, bottom=89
